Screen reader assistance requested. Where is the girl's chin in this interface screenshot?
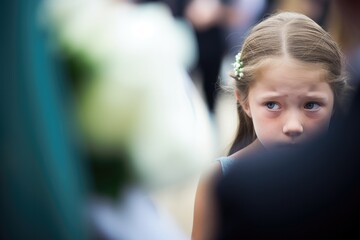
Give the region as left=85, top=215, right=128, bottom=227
left=262, top=142, right=302, bottom=151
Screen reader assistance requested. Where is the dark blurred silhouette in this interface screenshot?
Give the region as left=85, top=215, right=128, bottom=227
left=136, top=0, right=187, bottom=18
left=215, top=0, right=360, bottom=239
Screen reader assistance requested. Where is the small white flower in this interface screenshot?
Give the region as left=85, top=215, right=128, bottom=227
left=235, top=52, right=241, bottom=61
left=233, top=52, right=244, bottom=79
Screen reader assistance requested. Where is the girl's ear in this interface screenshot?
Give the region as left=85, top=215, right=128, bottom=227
left=235, top=89, right=252, bottom=118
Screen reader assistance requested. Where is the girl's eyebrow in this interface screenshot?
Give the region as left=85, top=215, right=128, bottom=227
left=256, top=92, right=331, bottom=100
left=256, top=93, right=287, bottom=99
left=303, top=92, right=331, bottom=99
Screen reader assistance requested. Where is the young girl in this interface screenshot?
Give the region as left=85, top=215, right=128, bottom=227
left=192, top=11, right=349, bottom=240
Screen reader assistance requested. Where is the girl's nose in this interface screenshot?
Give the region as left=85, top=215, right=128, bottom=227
left=283, top=115, right=304, bottom=137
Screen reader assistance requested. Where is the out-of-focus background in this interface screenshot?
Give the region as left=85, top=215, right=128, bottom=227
left=2, top=0, right=359, bottom=239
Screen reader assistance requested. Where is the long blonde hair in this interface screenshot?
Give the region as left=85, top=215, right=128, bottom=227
left=229, top=11, right=348, bottom=155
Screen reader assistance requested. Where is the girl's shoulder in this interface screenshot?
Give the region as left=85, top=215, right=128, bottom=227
left=216, top=156, right=234, bottom=176
left=218, top=139, right=265, bottom=175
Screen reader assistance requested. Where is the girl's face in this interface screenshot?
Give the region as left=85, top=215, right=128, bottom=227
left=239, top=57, right=334, bottom=149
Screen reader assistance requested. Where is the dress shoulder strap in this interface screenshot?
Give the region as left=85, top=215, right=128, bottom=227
left=217, top=156, right=233, bottom=176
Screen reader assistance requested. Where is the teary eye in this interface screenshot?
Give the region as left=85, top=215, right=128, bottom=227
left=304, top=102, right=320, bottom=110
left=266, top=102, right=280, bottom=110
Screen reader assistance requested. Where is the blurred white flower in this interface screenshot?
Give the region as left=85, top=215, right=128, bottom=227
left=41, top=0, right=216, bottom=189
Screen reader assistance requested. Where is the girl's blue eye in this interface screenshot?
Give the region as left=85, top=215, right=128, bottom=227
left=266, top=102, right=280, bottom=110
left=304, top=102, right=320, bottom=110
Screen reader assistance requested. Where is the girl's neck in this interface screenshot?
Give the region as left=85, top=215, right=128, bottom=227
left=230, top=138, right=265, bottom=160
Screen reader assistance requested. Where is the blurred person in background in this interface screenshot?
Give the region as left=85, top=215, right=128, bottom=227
left=215, top=0, right=360, bottom=239
left=328, top=0, right=360, bottom=88
left=185, top=0, right=232, bottom=114
left=223, top=0, right=276, bottom=58
left=2, top=0, right=216, bottom=239
left=276, top=0, right=331, bottom=28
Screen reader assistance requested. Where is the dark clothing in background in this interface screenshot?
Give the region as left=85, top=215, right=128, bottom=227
left=194, top=25, right=226, bottom=112
left=188, top=0, right=232, bottom=113
left=137, top=0, right=188, bottom=18
left=215, top=80, right=360, bottom=239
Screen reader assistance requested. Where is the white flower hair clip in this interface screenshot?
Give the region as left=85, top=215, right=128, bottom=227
left=233, top=52, right=244, bottom=79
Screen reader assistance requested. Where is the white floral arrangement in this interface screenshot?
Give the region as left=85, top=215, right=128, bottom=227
left=41, top=0, right=215, bottom=190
